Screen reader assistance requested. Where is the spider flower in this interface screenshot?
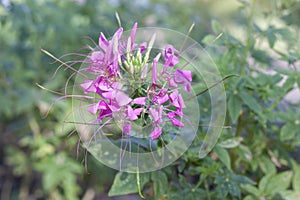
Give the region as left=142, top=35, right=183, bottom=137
left=81, top=23, right=192, bottom=140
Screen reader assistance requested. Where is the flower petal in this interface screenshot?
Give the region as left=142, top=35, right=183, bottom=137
left=133, top=97, right=147, bottom=105
left=115, top=91, right=132, bottom=106
left=127, top=106, right=138, bottom=121
left=122, top=122, right=132, bottom=135
left=99, top=32, right=109, bottom=51
left=171, top=118, right=184, bottom=127
left=150, top=126, right=162, bottom=140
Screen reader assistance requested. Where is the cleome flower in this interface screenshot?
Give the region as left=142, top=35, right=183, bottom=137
left=80, top=23, right=192, bottom=140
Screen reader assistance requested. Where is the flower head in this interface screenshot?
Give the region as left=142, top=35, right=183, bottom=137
left=81, top=23, right=192, bottom=140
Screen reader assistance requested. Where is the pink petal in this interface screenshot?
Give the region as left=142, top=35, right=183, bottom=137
left=80, top=80, right=96, bottom=94
left=88, top=102, right=100, bottom=114
left=99, top=32, right=109, bottom=51
left=169, top=90, right=180, bottom=108
left=115, top=91, right=132, bottom=106
left=102, top=91, right=114, bottom=100
left=164, top=45, right=179, bottom=66
left=171, top=118, right=184, bottom=127
left=149, top=106, right=163, bottom=124
left=174, top=69, right=192, bottom=83
left=127, top=106, right=138, bottom=121
left=130, top=22, right=138, bottom=48
left=168, top=78, right=177, bottom=88
left=166, top=111, right=177, bottom=119
left=134, top=108, right=143, bottom=116
left=178, top=94, right=186, bottom=108
left=156, top=94, right=169, bottom=105
left=176, top=107, right=183, bottom=117
left=152, top=59, right=157, bottom=84
left=122, top=122, right=132, bottom=135
left=133, top=97, right=147, bottom=105
left=140, top=42, right=147, bottom=54
left=150, top=126, right=162, bottom=140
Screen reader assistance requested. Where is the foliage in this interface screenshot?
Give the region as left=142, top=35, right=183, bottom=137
left=0, top=0, right=300, bottom=199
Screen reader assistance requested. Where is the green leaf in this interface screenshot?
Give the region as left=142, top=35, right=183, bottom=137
left=202, top=34, right=217, bottom=45
left=280, top=123, right=296, bottom=141
left=218, top=137, right=242, bottom=149
left=265, top=171, right=292, bottom=195
left=151, top=171, right=168, bottom=200
left=282, top=76, right=295, bottom=93
left=279, top=190, right=300, bottom=200
left=296, top=75, right=300, bottom=89
left=228, top=95, right=242, bottom=122
left=259, top=173, right=274, bottom=192
left=266, top=30, right=276, bottom=48
left=214, top=145, right=231, bottom=170
left=233, top=175, right=256, bottom=185
left=211, top=19, right=222, bottom=34
left=243, top=195, right=257, bottom=200
left=241, top=185, right=260, bottom=197
left=292, top=164, right=300, bottom=191
left=108, top=172, right=149, bottom=196
left=239, top=91, right=262, bottom=116
left=258, top=155, right=276, bottom=175
left=237, top=144, right=253, bottom=161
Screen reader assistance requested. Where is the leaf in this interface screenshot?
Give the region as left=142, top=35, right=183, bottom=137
left=228, top=95, right=242, bottom=122
left=202, top=34, right=217, bottom=45
left=282, top=76, right=295, bottom=93
left=280, top=123, right=296, bottom=141
left=292, top=164, right=300, bottom=191
left=259, top=173, right=274, bottom=192
left=214, top=145, right=231, bottom=170
left=233, top=175, right=256, bottom=185
left=241, top=185, right=260, bottom=197
left=218, top=137, right=242, bottom=149
left=108, top=172, right=149, bottom=196
left=258, top=155, right=276, bottom=175
left=279, top=190, right=300, bottom=200
left=297, top=78, right=300, bottom=89
left=151, top=171, right=168, bottom=200
left=239, top=91, right=262, bottom=116
left=266, top=29, right=276, bottom=48
left=265, top=171, right=292, bottom=195
left=211, top=19, right=222, bottom=34
left=237, top=144, right=253, bottom=161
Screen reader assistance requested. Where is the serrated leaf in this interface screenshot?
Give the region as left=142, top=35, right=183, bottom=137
left=280, top=123, right=296, bottom=141
left=265, top=171, right=292, bottom=195
left=218, top=137, right=242, bottom=149
left=214, top=145, right=231, bottom=170
left=108, top=172, right=149, bottom=196
left=228, top=95, right=242, bottom=122
left=239, top=91, right=262, bottom=116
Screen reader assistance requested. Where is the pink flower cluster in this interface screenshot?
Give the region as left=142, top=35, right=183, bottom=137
left=80, top=23, right=192, bottom=140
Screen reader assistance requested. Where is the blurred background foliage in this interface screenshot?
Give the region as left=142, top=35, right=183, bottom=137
left=0, top=0, right=300, bottom=199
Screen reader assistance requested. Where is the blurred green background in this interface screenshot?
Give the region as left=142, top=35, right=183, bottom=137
left=1, top=0, right=300, bottom=199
